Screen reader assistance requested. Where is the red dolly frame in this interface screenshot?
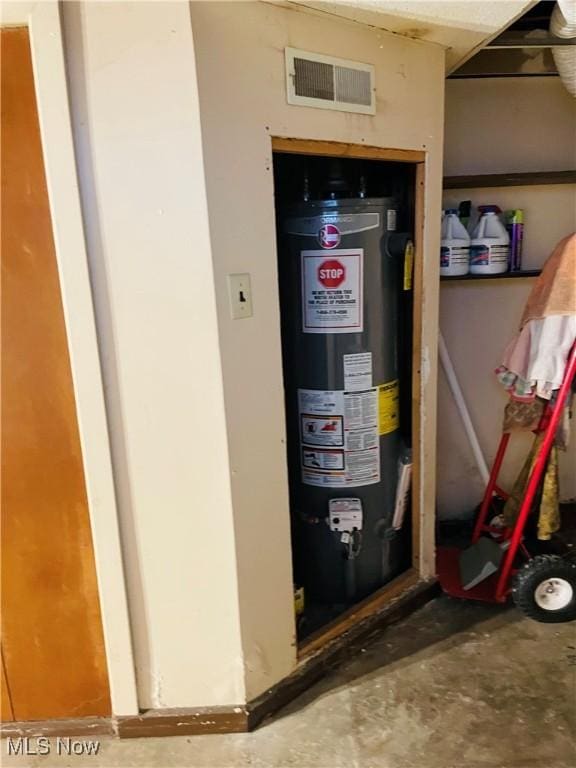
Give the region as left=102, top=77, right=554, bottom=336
left=437, top=343, right=576, bottom=604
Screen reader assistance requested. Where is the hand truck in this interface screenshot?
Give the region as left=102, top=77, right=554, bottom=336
left=437, top=342, right=576, bottom=622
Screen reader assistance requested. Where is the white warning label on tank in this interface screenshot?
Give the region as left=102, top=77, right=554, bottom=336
left=343, top=389, right=379, bottom=484
left=299, top=389, right=343, bottom=416
left=343, top=352, right=372, bottom=391
left=344, top=388, right=378, bottom=430
left=301, top=250, right=363, bottom=334
left=300, top=414, right=343, bottom=447
left=345, top=447, right=379, bottom=485
left=302, top=448, right=345, bottom=471
left=298, top=388, right=379, bottom=488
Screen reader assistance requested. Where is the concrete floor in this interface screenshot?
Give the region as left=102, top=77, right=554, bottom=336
left=5, top=596, right=576, bottom=768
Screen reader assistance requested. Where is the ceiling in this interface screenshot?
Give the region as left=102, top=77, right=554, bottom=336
left=452, top=1, right=564, bottom=78
left=281, top=1, right=538, bottom=71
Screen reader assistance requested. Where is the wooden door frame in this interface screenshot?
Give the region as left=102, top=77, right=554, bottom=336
left=1, top=1, right=138, bottom=717
left=270, top=137, right=435, bottom=657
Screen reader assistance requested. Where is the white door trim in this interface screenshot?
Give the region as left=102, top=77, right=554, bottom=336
left=2, top=1, right=138, bottom=716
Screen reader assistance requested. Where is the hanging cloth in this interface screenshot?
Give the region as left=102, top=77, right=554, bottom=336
left=521, top=233, right=576, bottom=326
left=497, top=234, right=575, bottom=539
left=496, top=234, right=576, bottom=403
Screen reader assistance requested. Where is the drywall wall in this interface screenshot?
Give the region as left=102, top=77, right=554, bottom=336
left=190, top=0, right=445, bottom=699
left=439, top=77, right=576, bottom=519
left=57, top=0, right=445, bottom=709
left=444, top=77, right=576, bottom=177
left=61, top=1, right=245, bottom=708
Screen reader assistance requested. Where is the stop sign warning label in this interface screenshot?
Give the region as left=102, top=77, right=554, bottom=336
left=301, top=249, right=363, bottom=334
left=318, top=259, right=346, bottom=288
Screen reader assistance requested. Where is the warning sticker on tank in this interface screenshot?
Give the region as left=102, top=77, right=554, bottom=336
left=298, top=388, right=379, bottom=488
left=344, top=448, right=379, bottom=485
left=300, top=414, right=344, bottom=447
left=301, top=249, right=363, bottom=334
left=302, top=448, right=345, bottom=471
left=299, top=389, right=344, bottom=418
left=343, top=352, right=372, bottom=391
left=344, top=388, right=378, bottom=431
left=378, top=379, right=400, bottom=435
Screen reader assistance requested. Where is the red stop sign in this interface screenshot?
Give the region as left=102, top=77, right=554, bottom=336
left=318, top=259, right=346, bottom=288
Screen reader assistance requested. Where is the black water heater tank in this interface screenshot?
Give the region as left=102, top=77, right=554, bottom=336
left=278, top=197, right=409, bottom=604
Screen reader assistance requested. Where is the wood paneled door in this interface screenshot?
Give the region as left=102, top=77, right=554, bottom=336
left=1, top=27, right=111, bottom=722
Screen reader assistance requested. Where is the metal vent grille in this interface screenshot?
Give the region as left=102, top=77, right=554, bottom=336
left=294, top=58, right=334, bottom=101
left=335, top=66, right=372, bottom=106
left=286, top=48, right=375, bottom=115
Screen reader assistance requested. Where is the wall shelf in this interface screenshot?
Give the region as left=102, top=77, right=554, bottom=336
left=441, top=269, right=541, bottom=282
left=441, top=172, right=571, bottom=282
left=443, top=170, right=576, bottom=190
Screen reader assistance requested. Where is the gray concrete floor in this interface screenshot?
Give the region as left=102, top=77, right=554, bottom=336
left=4, top=596, right=576, bottom=768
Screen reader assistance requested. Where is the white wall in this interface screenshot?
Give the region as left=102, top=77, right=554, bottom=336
left=190, top=0, right=445, bottom=699
left=26, top=0, right=574, bottom=711
left=62, top=1, right=245, bottom=708
left=444, top=77, right=576, bottom=176
left=439, top=77, right=576, bottom=519
left=61, top=0, right=446, bottom=709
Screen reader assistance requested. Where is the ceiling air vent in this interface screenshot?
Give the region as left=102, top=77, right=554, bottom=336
left=285, top=48, right=375, bottom=115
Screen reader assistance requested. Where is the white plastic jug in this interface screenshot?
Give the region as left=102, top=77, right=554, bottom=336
left=440, top=210, right=470, bottom=277
left=470, top=207, right=510, bottom=275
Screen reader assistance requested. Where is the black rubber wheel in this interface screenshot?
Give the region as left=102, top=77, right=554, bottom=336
left=512, top=555, right=576, bottom=623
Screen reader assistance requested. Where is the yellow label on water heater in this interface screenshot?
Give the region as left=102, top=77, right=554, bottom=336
left=378, top=379, right=399, bottom=435
left=403, top=240, right=414, bottom=291
left=294, top=586, right=305, bottom=617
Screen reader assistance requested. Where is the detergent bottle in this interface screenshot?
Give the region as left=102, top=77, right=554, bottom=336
left=470, top=206, right=510, bottom=275
left=440, top=209, right=470, bottom=277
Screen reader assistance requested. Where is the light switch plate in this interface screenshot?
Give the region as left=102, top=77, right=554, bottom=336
left=227, top=273, right=253, bottom=319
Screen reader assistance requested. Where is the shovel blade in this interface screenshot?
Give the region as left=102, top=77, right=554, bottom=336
left=459, top=537, right=504, bottom=591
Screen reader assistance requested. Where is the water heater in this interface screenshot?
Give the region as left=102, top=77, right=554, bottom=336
left=278, top=197, right=411, bottom=604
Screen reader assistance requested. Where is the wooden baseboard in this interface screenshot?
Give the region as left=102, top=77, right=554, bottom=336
left=1, top=578, right=438, bottom=739
left=298, top=568, right=421, bottom=658
left=0, top=717, right=113, bottom=739
left=0, top=710, right=249, bottom=740
left=116, top=706, right=249, bottom=739
left=247, top=577, right=438, bottom=731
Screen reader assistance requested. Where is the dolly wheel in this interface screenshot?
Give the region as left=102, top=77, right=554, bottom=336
left=513, top=555, right=576, bottom=623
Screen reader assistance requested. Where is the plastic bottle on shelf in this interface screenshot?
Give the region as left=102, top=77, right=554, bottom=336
left=440, top=209, right=470, bottom=277
left=470, top=205, right=510, bottom=275
left=505, top=209, right=524, bottom=271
